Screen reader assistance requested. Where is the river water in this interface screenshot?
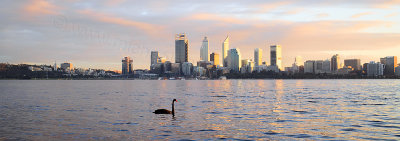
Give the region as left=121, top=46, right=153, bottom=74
left=0, top=80, right=399, bottom=140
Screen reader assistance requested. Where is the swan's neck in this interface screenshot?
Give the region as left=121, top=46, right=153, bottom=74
left=172, top=101, right=175, bottom=116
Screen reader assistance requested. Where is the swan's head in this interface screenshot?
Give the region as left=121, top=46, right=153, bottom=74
left=173, top=99, right=177, bottom=102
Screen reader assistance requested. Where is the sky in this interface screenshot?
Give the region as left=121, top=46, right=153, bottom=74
left=0, top=0, right=399, bottom=70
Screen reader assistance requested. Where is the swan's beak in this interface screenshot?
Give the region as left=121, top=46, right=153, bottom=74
left=176, top=100, right=178, bottom=102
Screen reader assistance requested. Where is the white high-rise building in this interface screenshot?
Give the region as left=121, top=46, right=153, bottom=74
left=254, top=48, right=262, bottom=66
left=270, top=45, right=282, bottom=70
left=200, top=37, right=209, bottom=61
left=227, top=48, right=241, bottom=72
left=222, top=36, right=229, bottom=67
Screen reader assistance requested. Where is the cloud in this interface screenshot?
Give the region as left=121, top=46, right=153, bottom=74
left=23, top=0, right=59, bottom=16
left=385, top=12, right=398, bottom=18
left=185, top=13, right=246, bottom=25
left=316, top=13, right=329, bottom=18
left=351, top=12, right=373, bottom=18
left=104, top=0, right=126, bottom=6
left=372, top=0, right=400, bottom=9
left=255, top=1, right=294, bottom=13
left=78, top=10, right=164, bottom=36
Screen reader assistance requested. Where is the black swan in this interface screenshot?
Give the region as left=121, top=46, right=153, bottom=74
left=153, top=99, right=177, bottom=116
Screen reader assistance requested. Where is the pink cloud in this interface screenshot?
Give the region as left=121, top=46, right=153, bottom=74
left=372, top=0, right=400, bottom=9
left=78, top=10, right=164, bottom=36
left=186, top=13, right=246, bottom=25
left=23, top=0, right=59, bottom=16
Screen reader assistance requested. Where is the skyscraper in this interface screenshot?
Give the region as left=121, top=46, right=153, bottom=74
left=122, top=57, right=133, bottom=75
left=200, top=37, right=209, bottom=61
left=151, top=51, right=159, bottom=66
left=270, top=45, right=282, bottom=70
left=175, top=33, right=189, bottom=63
left=331, top=54, right=340, bottom=71
left=222, top=36, right=229, bottom=67
left=254, top=48, right=262, bottom=66
left=227, top=48, right=241, bottom=72
left=380, top=56, right=398, bottom=75
left=210, top=52, right=220, bottom=66
left=344, top=59, right=361, bottom=71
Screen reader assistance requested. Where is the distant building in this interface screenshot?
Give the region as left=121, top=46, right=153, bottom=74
left=60, top=62, right=73, bottom=71
left=240, top=59, right=254, bottom=73
left=395, top=66, right=400, bottom=76
left=227, top=48, right=241, bottom=72
left=222, top=36, right=229, bottom=67
left=182, top=62, right=193, bottom=76
left=254, top=48, right=262, bottom=66
left=210, top=52, right=220, bottom=66
left=197, top=60, right=212, bottom=70
left=270, top=45, right=282, bottom=70
left=200, top=37, right=209, bottom=61
left=331, top=54, right=340, bottom=72
left=175, top=33, right=189, bottom=63
left=193, top=66, right=206, bottom=77
left=164, top=61, right=172, bottom=73
left=158, top=57, right=166, bottom=64
left=122, top=57, right=133, bottom=75
left=344, top=59, right=361, bottom=71
left=322, top=59, right=331, bottom=73
left=171, top=63, right=181, bottom=74
left=304, top=60, right=330, bottom=74
left=380, top=56, right=397, bottom=75
left=337, top=67, right=352, bottom=75
left=304, top=60, right=315, bottom=73
left=151, top=51, right=159, bottom=66
left=53, top=61, right=57, bottom=71
left=367, top=61, right=384, bottom=76
left=363, top=63, right=369, bottom=74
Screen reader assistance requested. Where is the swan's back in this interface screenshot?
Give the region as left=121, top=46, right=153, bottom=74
left=153, top=109, right=172, bottom=114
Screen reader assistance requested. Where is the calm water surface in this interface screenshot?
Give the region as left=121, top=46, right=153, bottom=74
left=0, top=80, right=399, bottom=140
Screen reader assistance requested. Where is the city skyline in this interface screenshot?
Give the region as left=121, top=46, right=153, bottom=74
left=1, top=1, right=400, bottom=70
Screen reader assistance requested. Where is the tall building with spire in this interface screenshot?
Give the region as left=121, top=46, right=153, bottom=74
left=254, top=48, right=262, bottom=66
left=222, top=36, right=229, bottom=67
left=200, top=37, right=209, bottom=61
left=175, top=33, right=189, bottom=63
left=270, top=45, right=282, bottom=70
